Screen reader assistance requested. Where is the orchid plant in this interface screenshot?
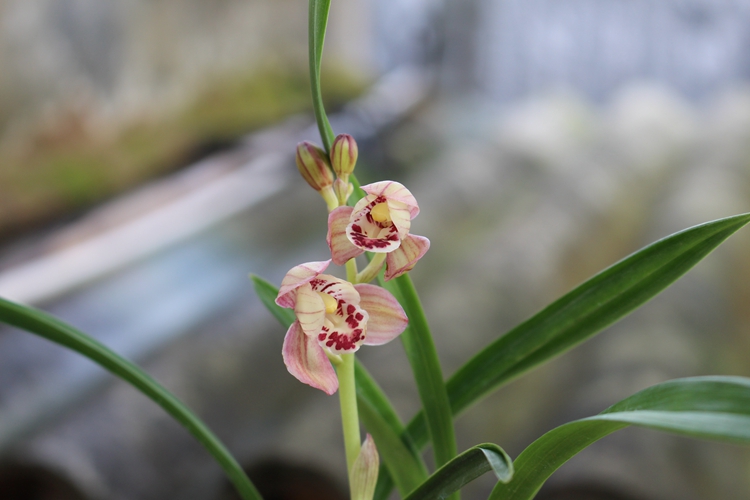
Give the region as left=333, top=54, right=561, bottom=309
left=2, top=1, right=750, bottom=500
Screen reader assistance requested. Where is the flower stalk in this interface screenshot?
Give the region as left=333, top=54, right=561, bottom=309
left=356, top=253, right=386, bottom=283
left=338, top=352, right=361, bottom=472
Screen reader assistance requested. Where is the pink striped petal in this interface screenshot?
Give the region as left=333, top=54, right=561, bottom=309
left=355, top=284, right=408, bottom=345
left=362, top=181, right=419, bottom=218
left=276, top=260, right=330, bottom=308
left=384, top=234, right=430, bottom=281
left=328, top=206, right=363, bottom=265
left=350, top=434, right=379, bottom=500
left=294, top=284, right=326, bottom=337
left=386, top=199, right=412, bottom=239
left=282, top=321, right=338, bottom=395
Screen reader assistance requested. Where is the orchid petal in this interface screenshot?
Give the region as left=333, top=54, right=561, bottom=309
left=282, top=321, right=338, bottom=395
left=328, top=206, right=363, bottom=265
left=276, top=260, right=330, bottom=308
left=350, top=434, right=379, bottom=500
left=362, top=181, right=419, bottom=218
left=294, top=284, right=326, bottom=336
left=384, top=234, right=430, bottom=281
left=386, top=199, right=412, bottom=238
left=311, top=274, right=361, bottom=306
left=351, top=193, right=374, bottom=216
left=355, top=284, right=408, bottom=345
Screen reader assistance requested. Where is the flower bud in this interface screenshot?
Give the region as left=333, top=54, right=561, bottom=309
left=331, top=134, right=358, bottom=179
left=296, top=141, right=334, bottom=192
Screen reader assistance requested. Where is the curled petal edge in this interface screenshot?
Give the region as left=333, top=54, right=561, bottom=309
left=276, top=260, right=331, bottom=308
left=384, top=234, right=430, bottom=281
left=282, top=321, right=338, bottom=395
left=355, top=284, right=408, bottom=346
left=362, top=181, right=419, bottom=219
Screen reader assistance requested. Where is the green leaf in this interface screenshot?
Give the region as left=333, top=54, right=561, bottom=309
left=355, top=361, right=411, bottom=444
left=252, top=276, right=429, bottom=494
left=0, top=297, right=262, bottom=500
left=250, top=274, right=295, bottom=327
left=488, top=376, right=750, bottom=500
left=308, top=0, right=335, bottom=151
left=405, top=443, right=513, bottom=500
left=389, top=274, right=457, bottom=471
left=358, top=389, right=429, bottom=496
left=405, top=212, right=750, bottom=449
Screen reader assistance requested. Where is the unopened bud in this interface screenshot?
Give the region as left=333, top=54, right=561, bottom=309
left=333, top=178, right=354, bottom=205
left=331, top=134, right=358, bottom=179
left=296, top=141, right=334, bottom=192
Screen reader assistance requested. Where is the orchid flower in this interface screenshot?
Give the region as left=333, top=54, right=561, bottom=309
left=328, top=181, right=430, bottom=281
left=276, top=260, right=408, bottom=394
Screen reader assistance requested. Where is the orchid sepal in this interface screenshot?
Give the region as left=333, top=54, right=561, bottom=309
left=328, top=207, right=364, bottom=265
left=355, top=283, right=408, bottom=345
left=282, top=321, right=339, bottom=395
left=384, top=234, right=430, bottom=281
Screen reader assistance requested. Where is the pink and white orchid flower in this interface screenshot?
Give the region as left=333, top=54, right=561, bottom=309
left=276, top=260, right=408, bottom=394
left=327, top=181, right=430, bottom=281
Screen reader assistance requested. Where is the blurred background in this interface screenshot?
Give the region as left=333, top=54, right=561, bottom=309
left=1, top=0, right=750, bottom=499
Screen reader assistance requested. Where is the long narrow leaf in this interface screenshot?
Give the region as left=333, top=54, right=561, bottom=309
left=358, top=392, right=429, bottom=496
left=308, top=0, right=335, bottom=151
left=390, top=274, right=457, bottom=471
left=0, top=297, right=262, bottom=500
left=354, top=361, right=411, bottom=445
left=251, top=276, right=429, bottom=492
left=405, top=443, right=513, bottom=500
left=488, top=376, right=750, bottom=500
left=404, top=213, right=750, bottom=449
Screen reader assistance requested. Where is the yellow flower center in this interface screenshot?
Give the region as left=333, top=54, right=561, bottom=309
left=318, top=292, right=338, bottom=314
left=370, top=202, right=391, bottom=223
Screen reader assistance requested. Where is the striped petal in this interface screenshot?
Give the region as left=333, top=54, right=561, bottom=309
left=386, top=199, right=412, bottom=239
left=355, top=283, right=408, bottom=345
left=362, top=181, right=419, bottom=218
left=282, top=321, right=338, bottom=395
left=384, top=234, right=430, bottom=281
left=294, top=283, right=326, bottom=336
left=328, top=206, right=363, bottom=265
left=276, top=260, right=330, bottom=308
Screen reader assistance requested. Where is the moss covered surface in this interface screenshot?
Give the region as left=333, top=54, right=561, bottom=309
left=0, top=64, right=366, bottom=243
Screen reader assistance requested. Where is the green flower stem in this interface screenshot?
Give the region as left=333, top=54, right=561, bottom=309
left=322, top=187, right=340, bottom=212
left=308, top=0, right=335, bottom=152
left=338, top=353, right=362, bottom=474
left=346, top=258, right=359, bottom=283
left=356, top=253, right=386, bottom=283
